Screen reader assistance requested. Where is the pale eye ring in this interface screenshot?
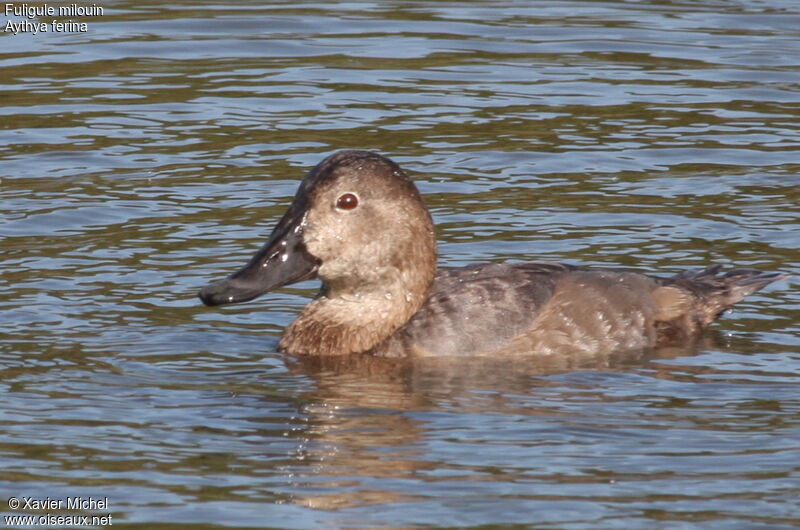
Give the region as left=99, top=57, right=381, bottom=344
left=336, top=192, right=359, bottom=211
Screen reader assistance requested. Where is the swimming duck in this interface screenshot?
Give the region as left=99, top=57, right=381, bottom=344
left=199, top=150, right=787, bottom=357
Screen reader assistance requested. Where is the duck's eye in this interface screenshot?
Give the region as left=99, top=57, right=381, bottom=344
left=336, top=192, right=359, bottom=211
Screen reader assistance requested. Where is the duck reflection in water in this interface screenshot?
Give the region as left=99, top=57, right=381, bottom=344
left=199, top=150, right=788, bottom=359
left=274, top=336, right=722, bottom=510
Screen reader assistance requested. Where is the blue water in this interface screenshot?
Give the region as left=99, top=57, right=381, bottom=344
left=1, top=1, right=799, bottom=528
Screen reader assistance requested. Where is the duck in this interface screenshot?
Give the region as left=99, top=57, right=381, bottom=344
left=199, top=150, right=787, bottom=357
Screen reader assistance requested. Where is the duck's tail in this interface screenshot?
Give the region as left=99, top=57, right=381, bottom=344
left=670, top=264, right=790, bottom=328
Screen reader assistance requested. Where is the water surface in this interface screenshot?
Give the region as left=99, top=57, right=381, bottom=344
left=1, top=1, right=799, bottom=528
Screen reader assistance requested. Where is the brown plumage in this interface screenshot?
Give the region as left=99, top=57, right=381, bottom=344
left=199, top=150, right=789, bottom=357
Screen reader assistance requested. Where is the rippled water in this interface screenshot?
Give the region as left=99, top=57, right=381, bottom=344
left=1, top=1, right=799, bottom=528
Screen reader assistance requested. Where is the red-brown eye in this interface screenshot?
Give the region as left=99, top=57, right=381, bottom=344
left=336, top=192, right=359, bottom=211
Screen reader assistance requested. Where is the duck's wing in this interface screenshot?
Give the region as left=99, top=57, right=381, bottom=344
left=382, top=262, right=577, bottom=357
left=379, top=263, right=788, bottom=358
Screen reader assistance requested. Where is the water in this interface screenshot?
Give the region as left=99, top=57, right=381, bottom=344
left=2, top=1, right=799, bottom=528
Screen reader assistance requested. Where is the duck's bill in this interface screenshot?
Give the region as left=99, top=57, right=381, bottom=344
left=198, top=207, right=320, bottom=307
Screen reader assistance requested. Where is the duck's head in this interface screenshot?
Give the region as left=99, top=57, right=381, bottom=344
left=199, top=150, right=437, bottom=308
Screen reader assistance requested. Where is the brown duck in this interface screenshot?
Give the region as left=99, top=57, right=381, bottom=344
left=199, top=150, right=787, bottom=357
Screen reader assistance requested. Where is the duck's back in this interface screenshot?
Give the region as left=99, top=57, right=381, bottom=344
left=372, top=262, right=785, bottom=358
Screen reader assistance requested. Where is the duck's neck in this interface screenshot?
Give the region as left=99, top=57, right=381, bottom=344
left=279, top=257, right=436, bottom=356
